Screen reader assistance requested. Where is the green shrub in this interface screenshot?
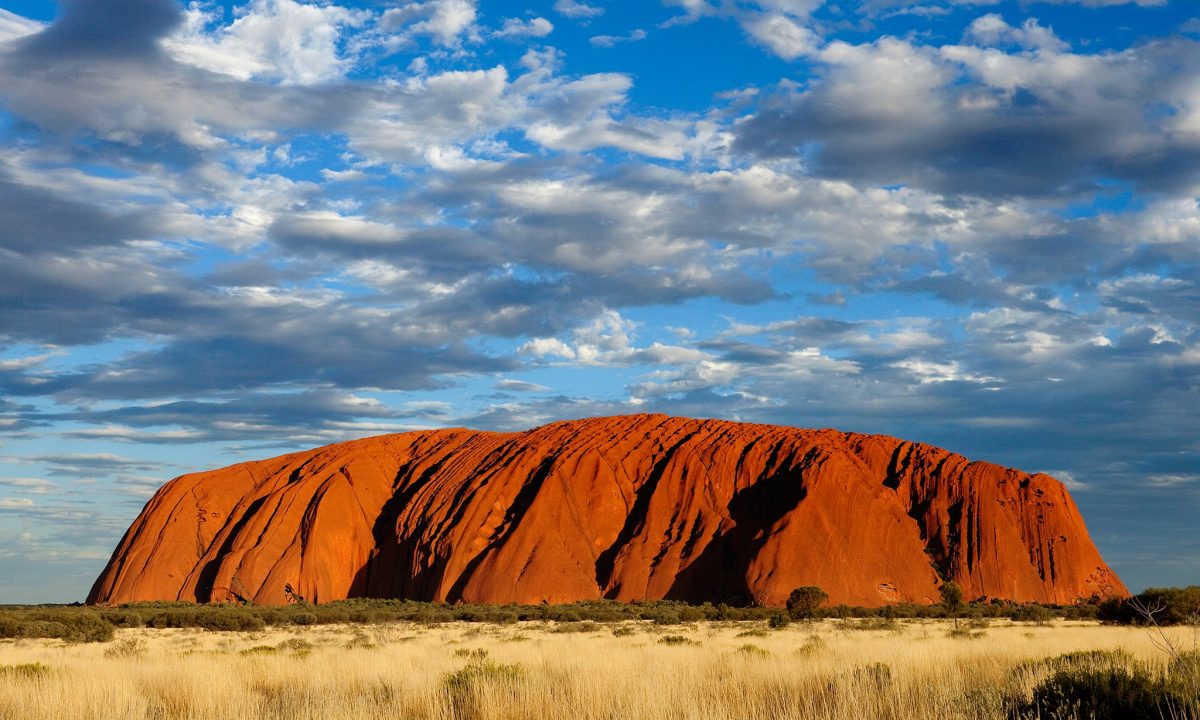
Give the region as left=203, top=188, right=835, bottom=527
left=658, top=634, right=697, bottom=646
left=276, top=637, right=314, bottom=656
left=12, top=611, right=114, bottom=643
left=1008, top=667, right=1194, bottom=720
left=786, top=586, right=828, bottom=620
left=344, top=629, right=375, bottom=649
left=1012, top=604, right=1056, bottom=624
left=797, top=634, right=826, bottom=656
left=550, top=621, right=600, bottom=634
left=1043, top=649, right=1135, bottom=674
left=103, top=637, right=147, bottom=659
left=767, top=612, right=789, bottom=629
left=843, top=617, right=900, bottom=632
left=1008, top=649, right=1199, bottom=720
left=289, top=612, right=318, bottom=626
left=98, top=610, right=144, bottom=628
left=195, top=610, right=263, bottom=632
left=1099, top=587, right=1200, bottom=626
left=0, top=615, right=20, bottom=638
left=736, top=643, right=769, bottom=657
left=240, top=645, right=279, bottom=656
left=647, top=610, right=682, bottom=625
left=443, top=659, right=523, bottom=720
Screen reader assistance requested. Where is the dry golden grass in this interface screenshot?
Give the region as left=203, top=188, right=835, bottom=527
left=0, top=619, right=1191, bottom=720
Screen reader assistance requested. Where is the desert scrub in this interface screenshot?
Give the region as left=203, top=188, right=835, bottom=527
left=344, top=629, right=375, bottom=649
left=239, top=645, right=279, bottom=656
left=843, top=617, right=901, bottom=632
left=736, top=643, right=770, bottom=657
left=0, top=663, right=50, bottom=679
left=103, top=637, right=147, bottom=659
left=550, top=621, right=601, bottom=634
left=0, top=610, right=114, bottom=643
left=658, top=635, right=698, bottom=646
left=797, top=634, right=827, bottom=656
left=275, top=637, right=315, bottom=657
left=443, top=657, right=524, bottom=720
left=1006, top=648, right=1200, bottom=720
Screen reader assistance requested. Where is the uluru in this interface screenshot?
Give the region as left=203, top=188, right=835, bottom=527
left=89, top=414, right=1127, bottom=608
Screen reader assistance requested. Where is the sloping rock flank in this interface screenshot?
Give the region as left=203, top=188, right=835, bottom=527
left=89, top=415, right=1127, bottom=607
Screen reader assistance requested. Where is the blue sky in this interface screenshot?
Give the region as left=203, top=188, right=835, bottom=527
left=0, top=0, right=1197, bottom=603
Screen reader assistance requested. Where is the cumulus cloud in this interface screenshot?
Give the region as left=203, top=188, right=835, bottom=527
left=495, top=16, right=554, bottom=40
left=741, top=12, right=820, bottom=59
left=966, top=14, right=1069, bottom=52
left=735, top=35, right=1200, bottom=197
left=165, top=0, right=370, bottom=84
left=378, top=0, right=478, bottom=47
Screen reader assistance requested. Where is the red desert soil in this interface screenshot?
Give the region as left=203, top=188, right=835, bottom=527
left=89, top=414, right=1127, bottom=607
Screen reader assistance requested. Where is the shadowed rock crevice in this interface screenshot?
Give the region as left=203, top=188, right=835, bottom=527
left=87, top=414, right=1129, bottom=608
left=193, top=496, right=267, bottom=603
left=595, top=430, right=700, bottom=595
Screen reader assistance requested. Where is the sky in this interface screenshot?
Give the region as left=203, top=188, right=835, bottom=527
left=0, top=0, right=1197, bottom=604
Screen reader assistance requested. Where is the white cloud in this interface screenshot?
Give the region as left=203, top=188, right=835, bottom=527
left=0, top=478, right=55, bottom=494
left=520, top=337, right=577, bottom=359
left=661, top=0, right=718, bottom=26
left=891, top=359, right=999, bottom=384
left=0, top=9, right=43, bottom=42
left=1144, top=474, right=1198, bottom=488
left=590, top=29, right=647, bottom=48
left=521, top=311, right=652, bottom=366
left=495, top=16, right=553, bottom=40
left=380, top=0, right=478, bottom=47
left=967, top=14, right=1069, bottom=53
left=553, top=0, right=604, bottom=19
left=166, top=0, right=370, bottom=85
left=495, top=379, right=552, bottom=392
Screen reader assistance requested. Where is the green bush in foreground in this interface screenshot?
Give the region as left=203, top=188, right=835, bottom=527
left=1007, top=649, right=1200, bottom=720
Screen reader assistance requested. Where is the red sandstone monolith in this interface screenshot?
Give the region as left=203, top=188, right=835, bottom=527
left=88, top=414, right=1127, bottom=607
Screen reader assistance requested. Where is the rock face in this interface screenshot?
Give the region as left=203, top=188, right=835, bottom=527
left=89, top=414, right=1127, bottom=607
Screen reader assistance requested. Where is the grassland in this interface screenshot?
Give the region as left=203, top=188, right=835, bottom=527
left=1, top=617, right=1196, bottom=720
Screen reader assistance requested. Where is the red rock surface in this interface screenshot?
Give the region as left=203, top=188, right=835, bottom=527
left=88, top=415, right=1127, bottom=607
